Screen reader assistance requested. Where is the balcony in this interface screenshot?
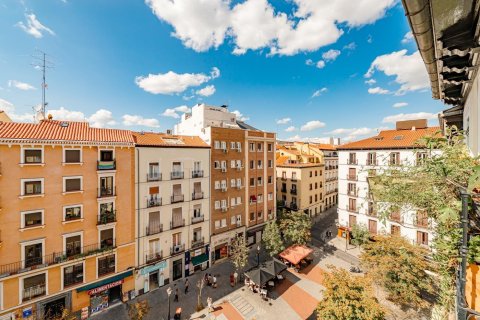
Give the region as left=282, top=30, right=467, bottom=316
left=147, top=197, right=162, bottom=208
left=23, top=283, right=46, bottom=302
left=347, top=159, right=358, bottom=165
left=170, top=219, right=185, bottom=229
left=291, top=177, right=298, bottom=182
left=0, top=243, right=115, bottom=278
left=289, top=202, right=298, bottom=211
left=98, top=187, right=116, bottom=198
left=171, top=194, right=184, bottom=203
left=98, top=257, right=116, bottom=277
left=170, top=243, right=185, bottom=255
left=145, top=250, right=163, bottom=264
left=346, top=174, right=358, bottom=181
left=347, top=190, right=357, bottom=197
left=97, top=210, right=116, bottom=225
left=97, top=160, right=116, bottom=170
left=366, top=160, right=377, bottom=166
left=280, top=188, right=287, bottom=193
left=415, top=218, right=429, bottom=228
left=192, top=170, right=204, bottom=178
left=192, top=192, right=204, bottom=200
left=146, top=223, right=163, bottom=236
left=147, top=172, right=162, bottom=182
left=290, top=189, right=297, bottom=195
left=191, top=237, right=205, bottom=249
left=346, top=206, right=359, bottom=213
left=171, top=171, right=184, bottom=180
left=192, top=215, right=205, bottom=224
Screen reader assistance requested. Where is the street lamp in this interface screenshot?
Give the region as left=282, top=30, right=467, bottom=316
left=256, top=245, right=260, bottom=266
left=166, top=286, right=172, bottom=320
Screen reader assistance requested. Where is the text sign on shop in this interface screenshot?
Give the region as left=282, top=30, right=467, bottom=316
left=87, top=279, right=124, bottom=295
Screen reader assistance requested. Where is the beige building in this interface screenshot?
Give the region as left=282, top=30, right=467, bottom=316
left=132, top=132, right=210, bottom=294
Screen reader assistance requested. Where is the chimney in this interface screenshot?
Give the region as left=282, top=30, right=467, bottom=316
left=396, top=119, right=427, bottom=130
left=166, top=129, right=172, bottom=135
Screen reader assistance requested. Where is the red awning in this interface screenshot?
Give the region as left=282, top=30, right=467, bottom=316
left=279, top=245, right=313, bottom=265
left=250, top=195, right=257, bottom=201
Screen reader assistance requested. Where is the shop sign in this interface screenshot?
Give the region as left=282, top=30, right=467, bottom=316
left=87, top=279, right=124, bottom=295
left=140, top=260, right=167, bottom=275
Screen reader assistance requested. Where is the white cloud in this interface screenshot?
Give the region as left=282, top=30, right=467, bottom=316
left=122, top=114, right=160, bottom=128
left=285, top=126, right=296, bottom=132
left=393, top=102, right=408, bottom=108
left=343, top=42, right=356, bottom=50
left=232, top=110, right=249, bottom=121
left=368, top=86, right=390, bottom=94
left=146, top=0, right=395, bottom=56
left=8, top=80, right=36, bottom=91
left=196, top=85, right=216, bottom=97
left=0, top=98, right=15, bottom=114
left=365, top=50, right=429, bottom=94
left=88, top=109, right=116, bottom=128
left=0, top=98, right=35, bottom=122
left=300, top=120, right=326, bottom=131
left=312, top=87, right=328, bottom=98
left=135, top=67, right=220, bottom=95
left=276, top=117, right=291, bottom=124
left=316, top=60, right=326, bottom=69
left=325, top=126, right=389, bottom=142
left=48, top=107, right=86, bottom=121
left=285, top=135, right=330, bottom=143
left=16, top=13, right=55, bottom=38
left=382, top=112, right=438, bottom=124
left=401, top=31, right=413, bottom=44
left=305, top=59, right=314, bottom=66
left=364, top=79, right=376, bottom=85
left=161, top=105, right=192, bottom=118
left=322, top=49, right=341, bottom=61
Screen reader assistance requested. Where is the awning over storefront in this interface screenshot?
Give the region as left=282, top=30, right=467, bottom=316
left=279, top=245, right=313, bottom=265
left=76, top=270, right=133, bottom=293
left=191, top=254, right=208, bottom=266
left=140, top=260, right=167, bottom=275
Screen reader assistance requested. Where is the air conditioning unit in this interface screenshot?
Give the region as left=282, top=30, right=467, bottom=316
left=174, top=244, right=182, bottom=253
left=221, top=206, right=228, bottom=212
left=221, top=167, right=227, bottom=172
left=222, top=148, right=228, bottom=153
left=221, top=187, right=227, bottom=192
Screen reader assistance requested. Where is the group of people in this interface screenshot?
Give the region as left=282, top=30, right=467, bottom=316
left=244, top=277, right=261, bottom=293
left=204, top=273, right=217, bottom=288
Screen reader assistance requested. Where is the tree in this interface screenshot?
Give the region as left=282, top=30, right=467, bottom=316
left=229, top=235, right=249, bottom=271
left=262, top=220, right=284, bottom=256
left=360, top=235, right=434, bottom=309
left=350, top=223, right=370, bottom=247
left=316, top=267, right=385, bottom=320
left=279, top=210, right=312, bottom=245
left=369, top=127, right=480, bottom=312
left=128, top=300, right=150, bottom=320
left=196, top=279, right=204, bottom=311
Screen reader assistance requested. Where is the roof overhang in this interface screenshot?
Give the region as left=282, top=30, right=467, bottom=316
left=402, top=0, right=480, bottom=129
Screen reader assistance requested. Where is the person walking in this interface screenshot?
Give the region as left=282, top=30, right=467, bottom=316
left=184, top=278, right=189, bottom=294
left=212, top=275, right=217, bottom=288
left=174, top=287, right=179, bottom=302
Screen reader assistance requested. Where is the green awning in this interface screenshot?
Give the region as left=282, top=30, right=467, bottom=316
left=191, top=254, right=208, bottom=266
left=76, top=270, right=133, bottom=293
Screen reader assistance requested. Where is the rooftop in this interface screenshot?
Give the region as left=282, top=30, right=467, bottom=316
left=133, top=132, right=210, bottom=148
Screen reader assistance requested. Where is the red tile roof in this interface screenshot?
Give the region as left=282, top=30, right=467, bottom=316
left=337, top=127, right=441, bottom=150
left=0, top=120, right=134, bottom=145
left=133, top=132, right=209, bottom=148
left=312, top=143, right=336, bottom=151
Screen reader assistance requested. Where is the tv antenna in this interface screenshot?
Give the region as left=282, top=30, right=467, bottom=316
left=31, top=49, right=54, bottom=117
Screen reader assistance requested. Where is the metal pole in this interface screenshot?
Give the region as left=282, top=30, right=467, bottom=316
left=457, top=192, right=469, bottom=320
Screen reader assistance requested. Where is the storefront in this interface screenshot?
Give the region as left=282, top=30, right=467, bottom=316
left=76, top=270, right=133, bottom=316
left=38, top=292, right=71, bottom=319
left=210, top=227, right=245, bottom=265
left=172, top=258, right=183, bottom=281
left=246, top=224, right=266, bottom=246
left=139, top=260, right=168, bottom=294
left=185, top=245, right=209, bottom=276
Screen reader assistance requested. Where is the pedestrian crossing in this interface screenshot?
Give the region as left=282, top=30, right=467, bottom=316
left=230, top=294, right=256, bottom=319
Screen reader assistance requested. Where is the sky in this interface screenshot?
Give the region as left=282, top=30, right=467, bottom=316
left=0, top=0, right=445, bottom=143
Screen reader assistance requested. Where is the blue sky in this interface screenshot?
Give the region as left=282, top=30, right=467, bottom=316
left=0, top=0, right=444, bottom=142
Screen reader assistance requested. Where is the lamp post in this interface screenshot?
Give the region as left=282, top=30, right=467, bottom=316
left=256, top=245, right=260, bottom=266
left=166, top=286, right=172, bottom=320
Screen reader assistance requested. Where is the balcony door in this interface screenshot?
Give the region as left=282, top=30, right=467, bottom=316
left=148, top=211, right=161, bottom=235
left=100, top=176, right=113, bottom=194
left=172, top=208, right=183, bottom=228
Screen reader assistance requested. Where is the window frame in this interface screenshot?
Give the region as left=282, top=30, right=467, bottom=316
left=63, top=231, right=84, bottom=257
left=63, top=147, right=83, bottom=165
left=61, top=261, right=85, bottom=290
left=20, top=147, right=44, bottom=165
left=96, top=253, right=117, bottom=279
left=20, top=178, right=44, bottom=198
left=19, top=271, right=48, bottom=303
left=63, top=204, right=83, bottom=222
left=21, top=238, right=45, bottom=268
left=20, top=209, right=45, bottom=230
left=63, top=176, right=83, bottom=194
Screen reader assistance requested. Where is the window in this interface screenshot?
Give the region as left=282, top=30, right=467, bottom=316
left=214, top=141, right=220, bottom=149
left=64, top=176, right=82, bottom=193
left=417, top=231, right=428, bottom=246
left=230, top=160, right=236, bottom=168
left=65, top=233, right=82, bottom=257
left=230, top=179, right=236, bottom=188
left=98, top=254, right=116, bottom=277
left=348, top=183, right=356, bottom=196
left=257, top=177, right=262, bottom=186
left=257, top=143, right=262, bottom=151
left=230, top=142, right=236, bottom=149
left=249, top=143, right=255, bottom=152
left=348, top=198, right=357, bottom=212
left=22, top=179, right=43, bottom=196
left=237, top=196, right=242, bottom=204
left=268, top=160, right=273, bottom=168
left=215, top=220, right=220, bottom=229
left=237, top=178, right=242, bottom=187
left=23, top=149, right=42, bottom=164
left=416, top=152, right=428, bottom=166
left=309, top=196, right=312, bottom=204
left=221, top=219, right=227, bottom=228
left=236, top=142, right=242, bottom=150
left=367, top=152, right=376, bottom=165
left=258, top=211, right=263, bottom=219
left=250, top=212, right=255, bottom=221
left=348, top=153, right=357, bottom=165
left=390, top=152, right=400, bottom=166
left=231, top=198, right=236, bottom=207
left=221, top=161, right=227, bottom=169
left=236, top=160, right=242, bottom=168
left=21, top=210, right=43, bottom=228
left=221, top=141, right=226, bottom=150
left=309, top=183, right=312, bottom=190
left=23, top=241, right=43, bottom=268
left=22, top=273, right=46, bottom=302
left=148, top=163, right=160, bottom=180
left=63, top=263, right=84, bottom=288
left=250, top=160, right=254, bottom=169
left=368, top=220, right=377, bottom=234
left=100, top=228, right=114, bottom=249
left=99, top=150, right=114, bottom=161
left=348, top=215, right=357, bottom=227
left=214, top=201, right=220, bottom=209
left=257, top=160, right=262, bottom=169
left=99, top=176, right=114, bottom=197
left=231, top=216, right=236, bottom=225
left=258, top=194, right=263, bottom=203
left=315, top=194, right=317, bottom=202
left=64, top=149, right=81, bottom=163
left=250, top=178, right=255, bottom=187
left=268, top=143, right=273, bottom=152
left=310, top=171, right=312, bottom=178
left=221, top=200, right=227, bottom=208
left=268, top=176, right=272, bottom=184
left=315, top=170, right=318, bottom=176
left=214, top=161, right=220, bottom=169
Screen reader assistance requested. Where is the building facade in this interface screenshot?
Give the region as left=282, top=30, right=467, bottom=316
left=0, top=120, right=135, bottom=320
left=133, top=132, right=210, bottom=294
left=336, top=120, right=439, bottom=246
left=174, top=104, right=276, bottom=259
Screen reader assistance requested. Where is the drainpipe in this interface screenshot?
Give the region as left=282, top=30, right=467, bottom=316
left=457, top=191, right=469, bottom=320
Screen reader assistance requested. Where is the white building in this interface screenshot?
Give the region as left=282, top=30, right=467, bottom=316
left=133, top=132, right=210, bottom=294
left=336, top=119, right=439, bottom=246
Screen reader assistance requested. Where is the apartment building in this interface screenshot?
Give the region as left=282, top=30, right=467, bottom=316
left=336, top=119, right=439, bottom=246
left=276, top=144, right=325, bottom=217
left=315, top=145, right=338, bottom=209
left=132, top=132, right=210, bottom=294
left=0, top=120, right=135, bottom=320
left=174, top=104, right=276, bottom=260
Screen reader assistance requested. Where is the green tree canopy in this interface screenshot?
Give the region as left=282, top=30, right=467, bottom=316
left=279, top=210, right=312, bottom=246
left=316, top=267, right=385, bottom=320
left=350, top=223, right=370, bottom=247
left=262, top=220, right=285, bottom=256
left=229, top=235, right=249, bottom=271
